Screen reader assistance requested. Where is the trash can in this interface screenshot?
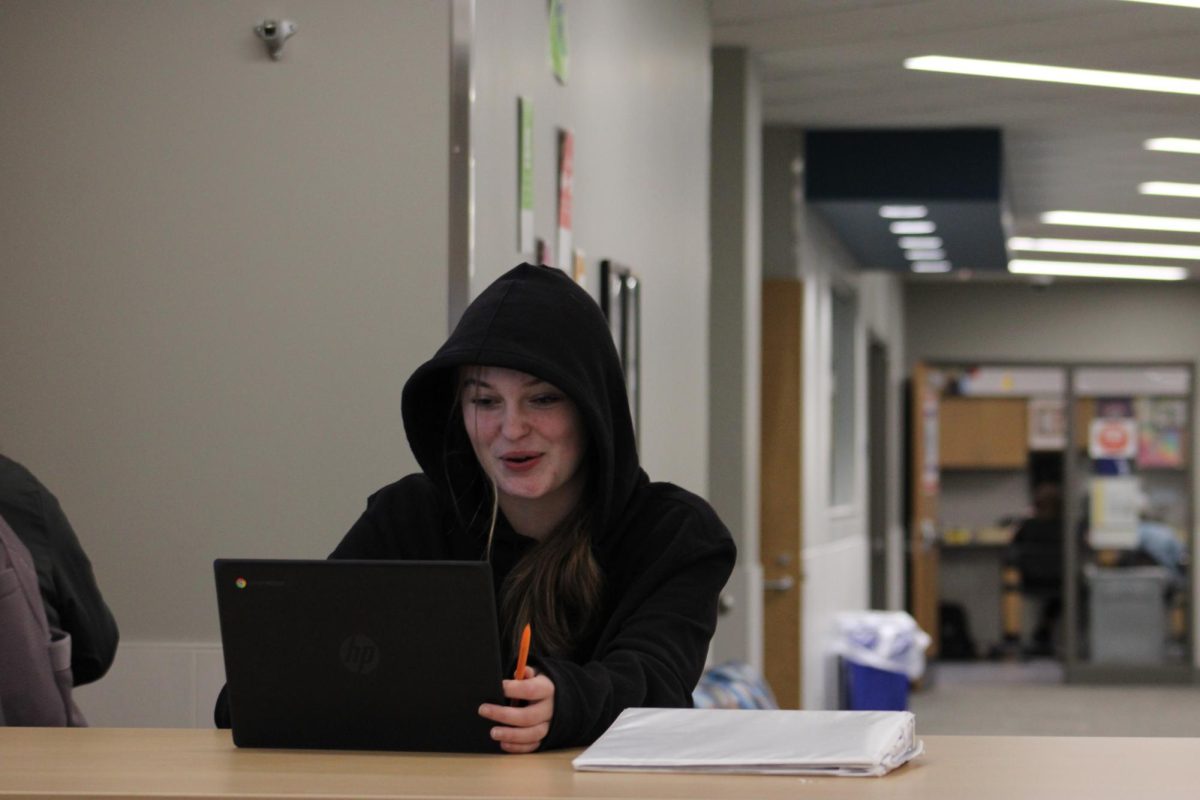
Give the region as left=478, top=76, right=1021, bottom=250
left=832, top=611, right=931, bottom=711
left=1084, top=565, right=1171, bottom=664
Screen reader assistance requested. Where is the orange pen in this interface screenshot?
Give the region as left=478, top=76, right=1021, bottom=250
left=514, top=623, right=532, bottom=680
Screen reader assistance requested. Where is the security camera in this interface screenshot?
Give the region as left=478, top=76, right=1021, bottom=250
left=255, top=19, right=296, bottom=60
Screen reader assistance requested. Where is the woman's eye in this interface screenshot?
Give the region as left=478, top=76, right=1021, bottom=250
left=469, top=395, right=498, bottom=408
left=531, top=394, right=562, bottom=406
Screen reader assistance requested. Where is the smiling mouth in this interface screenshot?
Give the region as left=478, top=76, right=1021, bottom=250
left=500, top=452, right=543, bottom=470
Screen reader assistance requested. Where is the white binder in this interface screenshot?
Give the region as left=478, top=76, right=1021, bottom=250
left=572, top=708, right=923, bottom=777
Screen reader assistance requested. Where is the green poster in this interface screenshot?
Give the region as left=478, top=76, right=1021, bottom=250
left=549, top=0, right=568, bottom=85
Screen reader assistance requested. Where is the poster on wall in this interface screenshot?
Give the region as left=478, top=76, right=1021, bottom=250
left=572, top=248, right=587, bottom=286
left=518, top=97, right=534, bottom=254
left=548, top=0, right=568, bottom=85
left=556, top=128, right=574, bottom=273
left=1089, top=475, right=1141, bottom=549
left=1028, top=397, right=1066, bottom=450
left=1089, top=417, right=1139, bottom=460
left=1138, top=397, right=1187, bottom=468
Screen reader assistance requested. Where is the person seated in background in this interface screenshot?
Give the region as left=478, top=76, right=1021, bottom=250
left=1134, top=510, right=1187, bottom=586
left=214, top=263, right=737, bottom=751
left=0, top=454, right=119, bottom=687
left=1007, top=482, right=1064, bottom=655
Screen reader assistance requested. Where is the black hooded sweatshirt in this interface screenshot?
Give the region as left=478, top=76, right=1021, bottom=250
left=331, top=264, right=736, bottom=749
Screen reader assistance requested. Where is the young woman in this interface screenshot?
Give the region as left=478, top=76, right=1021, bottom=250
left=217, top=263, right=736, bottom=751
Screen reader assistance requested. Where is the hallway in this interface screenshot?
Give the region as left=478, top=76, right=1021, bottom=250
left=911, top=661, right=1200, bottom=737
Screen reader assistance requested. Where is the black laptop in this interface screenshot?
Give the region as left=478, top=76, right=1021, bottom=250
left=214, top=559, right=506, bottom=752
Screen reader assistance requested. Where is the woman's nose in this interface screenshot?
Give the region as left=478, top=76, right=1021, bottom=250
left=500, top=406, right=530, bottom=438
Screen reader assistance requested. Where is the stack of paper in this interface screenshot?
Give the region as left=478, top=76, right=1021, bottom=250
left=572, top=708, right=923, bottom=777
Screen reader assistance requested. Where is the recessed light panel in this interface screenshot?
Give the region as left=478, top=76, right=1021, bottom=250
left=905, top=55, right=1200, bottom=95
left=905, top=249, right=947, bottom=261
left=1009, top=259, right=1188, bottom=280
left=879, top=205, right=928, bottom=219
left=890, top=220, right=937, bottom=235
left=1140, top=181, right=1200, bottom=198
left=1119, top=0, right=1200, bottom=8
left=912, top=260, right=952, bottom=273
left=1009, top=237, right=1200, bottom=260
left=898, top=236, right=943, bottom=249
left=1145, top=137, right=1200, bottom=154
left=1041, top=210, right=1200, bottom=233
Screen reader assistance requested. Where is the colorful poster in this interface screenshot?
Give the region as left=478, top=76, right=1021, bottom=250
left=1138, top=398, right=1187, bottom=468
left=556, top=128, right=574, bottom=273
left=518, top=97, right=534, bottom=254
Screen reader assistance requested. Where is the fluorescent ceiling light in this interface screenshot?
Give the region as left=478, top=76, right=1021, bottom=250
left=912, top=260, right=952, bottom=273
left=1140, top=181, right=1200, bottom=198
left=1145, top=137, right=1200, bottom=154
left=1009, top=236, right=1200, bottom=260
left=890, top=220, right=936, bottom=235
left=1119, top=0, right=1200, bottom=8
left=898, top=236, right=943, bottom=249
left=1041, top=210, right=1200, bottom=233
left=905, top=249, right=946, bottom=261
left=1009, top=259, right=1187, bottom=281
left=879, top=205, right=927, bottom=219
left=905, top=55, right=1200, bottom=95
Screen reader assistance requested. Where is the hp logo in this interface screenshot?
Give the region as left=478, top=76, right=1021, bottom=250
left=339, top=635, right=380, bottom=675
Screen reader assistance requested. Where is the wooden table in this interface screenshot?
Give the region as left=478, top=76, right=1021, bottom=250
left=1, top=727, right=1199, bottom=799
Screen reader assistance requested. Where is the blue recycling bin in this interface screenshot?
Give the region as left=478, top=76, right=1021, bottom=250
left=840, top=659, right=909, bottom=711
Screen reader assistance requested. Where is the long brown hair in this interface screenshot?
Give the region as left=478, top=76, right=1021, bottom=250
left=496, top=479, right=604, bottom=659
left=451, top=368, right=605, bottom=660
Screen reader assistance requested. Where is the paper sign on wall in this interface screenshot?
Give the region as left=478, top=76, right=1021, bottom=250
left=1089, top=476, right=1141, bottom=549
left=1028, top=397, right=1066, bottom=450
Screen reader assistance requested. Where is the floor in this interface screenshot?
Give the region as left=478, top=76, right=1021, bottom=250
left=909, top=660, right=1200, bottom=737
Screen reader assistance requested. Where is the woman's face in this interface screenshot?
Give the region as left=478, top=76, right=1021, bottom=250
left=460, top=366, right=587, bottom=525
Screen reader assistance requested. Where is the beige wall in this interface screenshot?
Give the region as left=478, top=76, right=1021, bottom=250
left=2, top=0, right=726, bottom=727
left=1, top=0, right=452, bottom=724
left=471, top=0, right=713, bottom=496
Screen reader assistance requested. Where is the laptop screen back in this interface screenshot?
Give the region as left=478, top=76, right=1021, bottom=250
left=214, top=559, right=505, bottom=752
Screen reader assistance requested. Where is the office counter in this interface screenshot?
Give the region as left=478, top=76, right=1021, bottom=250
left=1, top=727, right=1198, bottom=800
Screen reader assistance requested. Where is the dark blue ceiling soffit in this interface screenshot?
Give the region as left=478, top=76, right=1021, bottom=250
left=803, top=128, right=1011, bottom=272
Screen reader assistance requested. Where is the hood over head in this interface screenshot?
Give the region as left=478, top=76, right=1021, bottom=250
left=402, top=263, right=641, bottom=541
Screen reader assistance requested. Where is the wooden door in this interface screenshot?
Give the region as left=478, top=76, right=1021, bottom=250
left=909, top=362, right=941, bottom=655
left=760, top=279, right=804, bottom=708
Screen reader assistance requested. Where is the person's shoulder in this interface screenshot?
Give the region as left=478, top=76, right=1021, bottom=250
left=0, top=453, right=43, bottom=497
left=367, top=473, right=439, bottom=501
left=362, top=473, right=445, bottom=517
left=629, top=481, right=734, bottom=547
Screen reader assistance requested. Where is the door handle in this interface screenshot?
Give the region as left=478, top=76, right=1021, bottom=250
left=763, top=575, right=795, bottom=592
